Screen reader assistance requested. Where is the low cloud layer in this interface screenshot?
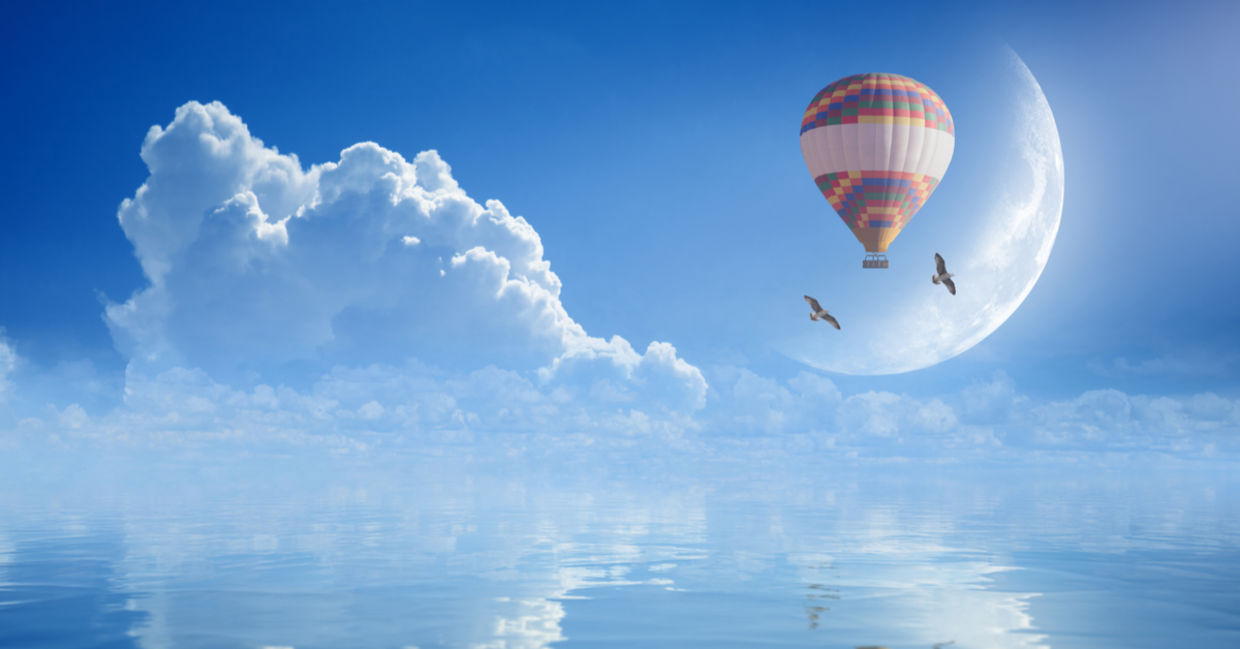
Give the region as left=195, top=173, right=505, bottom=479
left=10, top=357, right=1233, bottom=462
left=104, top=101, right=705, bottom=416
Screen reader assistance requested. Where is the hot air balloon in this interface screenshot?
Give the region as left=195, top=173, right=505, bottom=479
left=800, top=73, right=954, bottom=268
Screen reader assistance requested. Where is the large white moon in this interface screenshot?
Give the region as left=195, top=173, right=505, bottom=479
left=784, top=49, right=1064, bottom=375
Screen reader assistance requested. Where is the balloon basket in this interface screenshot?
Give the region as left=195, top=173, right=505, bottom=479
left=862, top=253, right=888, bottom=269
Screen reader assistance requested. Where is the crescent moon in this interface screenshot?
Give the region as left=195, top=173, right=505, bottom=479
left=789, top=48, right=1064, bottom=375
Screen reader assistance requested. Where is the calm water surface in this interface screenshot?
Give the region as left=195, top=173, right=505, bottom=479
left=1, top=459, right=1237, bottom=648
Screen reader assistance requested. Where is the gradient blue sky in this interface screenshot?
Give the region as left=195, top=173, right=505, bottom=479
left=1, top=0, right=1237, bottom=461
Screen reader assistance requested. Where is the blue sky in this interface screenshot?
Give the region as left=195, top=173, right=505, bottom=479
left=1, top=0, right=1237, bottom=461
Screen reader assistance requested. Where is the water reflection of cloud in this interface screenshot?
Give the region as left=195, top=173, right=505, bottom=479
left=0, top=529, right=149, bottom=648
left=473, top=597, right=566, bottom=649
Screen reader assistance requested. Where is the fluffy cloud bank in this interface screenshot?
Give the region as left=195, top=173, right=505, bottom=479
left=705, top=368, right=1239, bottom=459
left=104, top=101, right=705, bottom=415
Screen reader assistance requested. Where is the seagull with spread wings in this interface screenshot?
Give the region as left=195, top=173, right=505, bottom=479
left=803, top=295, right=840, bottom=330
left=932, top=252, right=956, bottom=295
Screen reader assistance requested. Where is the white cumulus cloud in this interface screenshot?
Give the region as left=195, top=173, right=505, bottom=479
left=104, top=101, right=705, bottom=415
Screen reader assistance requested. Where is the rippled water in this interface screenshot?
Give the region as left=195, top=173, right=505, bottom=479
left=1, top=458, right=1237, bottom=648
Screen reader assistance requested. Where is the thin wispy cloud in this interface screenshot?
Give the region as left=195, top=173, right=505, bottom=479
left=1089, top=352, right=1240, bottom=378
left=0, top=335, right=15, bottom=402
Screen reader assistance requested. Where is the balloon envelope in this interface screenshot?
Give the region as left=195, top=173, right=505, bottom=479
left=800, top=73, right=954, bottom=255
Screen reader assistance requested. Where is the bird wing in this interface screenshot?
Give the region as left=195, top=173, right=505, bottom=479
left=804, top=295, right=823, bottom=312
left=944, top=278, right=956, bottom=295
left=824, top=313, right=840, bottom=329
left=935, top=252, right=947, bottom=275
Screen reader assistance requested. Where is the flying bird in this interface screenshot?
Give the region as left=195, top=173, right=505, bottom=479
left=804, top=295, right=840, bottom=329
left=932, top=253, right=956, bottom=295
